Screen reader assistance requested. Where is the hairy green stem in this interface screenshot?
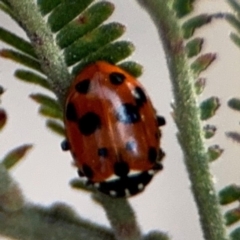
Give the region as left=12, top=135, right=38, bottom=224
left=135, top=1, right=228, bottom=240
left=0, top=204, right=115, bottom=240
left=93, top=193, right=142, bottom=240
left=5, top=0, right=71, bottom=103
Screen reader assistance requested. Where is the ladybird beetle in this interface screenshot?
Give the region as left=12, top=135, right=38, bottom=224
left=63, top=61, right=165, bottom=197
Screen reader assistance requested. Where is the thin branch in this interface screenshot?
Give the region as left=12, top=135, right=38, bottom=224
left=93, top=193, right=142, bottom=240
left=5, top=0, right=71, bottom=104
left=0, top=204, right=116, bottom=240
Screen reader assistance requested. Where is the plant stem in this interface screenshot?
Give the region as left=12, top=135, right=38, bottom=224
left=135, top=1, right=228, bottom=239
left=93, top=193, right=142, bottom=240
left=5, top=0, right=71, bottom=103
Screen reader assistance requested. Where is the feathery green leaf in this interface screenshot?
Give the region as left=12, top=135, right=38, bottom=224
left=1, top=144, right=33, bottom=170
left=219, top=184, right=240, bottom=205
left=207, top=145, right=223, bottom=162
left=185, top=38, right=204, bottom=58
left=226, top=131, right=240, bottom=143
left=118, top=61, right=143, bottom=78
left=0, top=27, right=36, bottom=58
left=46, top=120, right=65, bottom=137
left=57, top=1, right=114, bottom=49
left=48, top=0, right=94, bottom=33
left=191, top=53, right=216, bottom=76
left=230, top=32, right=240, bottom=47
left=64, top=23, right=125, bottom=66
left=182, top=14, right=212, bottom=39
left=30, top=93, right=61, bottom=112
left=228, top=98, right=240, bottom=111
left=30, top=93, right=62, bottom=120
left=225, top=13, right=240, bottom=33
left=0, top=49, right=42, bottom=73
left=227, top=0, right=240, bottom=13
left=224, top=208, right=240, bottom=226
left=200, top=97, right=220, bottom=120
left=194, top=78, right=206, bottom=95
left=39, top=106, right=63, bottom=119
left=72, top=41, right=135, bottom=75
left=230, top=227, right=240, bottom=240
left=37, top=0, right=61, bottom=16
left=15, top=69, right=51, bottom=91
left=203, top=125, right=216, bottom=139
left=172, top=0, right=195, bottom=18
left=0, top=2, right=15, bottom=19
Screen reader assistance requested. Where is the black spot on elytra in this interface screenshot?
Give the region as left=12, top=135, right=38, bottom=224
left=148, top=147, right=157, bottom=163
left=116, top=104, right=140, bottom=124
left=65, top=102, right=78, bottom=121
left=114, top=161, right=129, bottom=177
left=98, top=148, right=108, bottom=157
left=157, top=115, right=166, bottom=126
left=125, top=141, right=136, bottom=152
left=132, top=86, right=147, bottom=107
left=78, top=112, right=101, bottom=135
left=75, top=79, right=90, bottom=94
left=82, top=164, right=93, bottom=179
left=109, top=72, right=125, bottom=85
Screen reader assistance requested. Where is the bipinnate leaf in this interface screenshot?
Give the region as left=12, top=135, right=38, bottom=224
left=203, top=125, right=217, bottom=139
left=15, top=69, right=51, bottom=91
left=182, top=14, right=213, bottom=39
left=219, top=184, right=240, bottom=205
left=37, top=0, right=61, bottom=15
left=48, top=0, right=94, bottom=33
left=207, top=145, right=223, bottom=162
left=172, top=0, right=195, bottom=18
left=30, top=93, right=62, bottom=120
left=231, top=227, right=240, bottom=240
left=224, top=208, right=240, bottom=226
left=200, top=97, right=220, bottom=120
left=57, top=1, right=114, bottom=49
left=0, top=49, right=42, bottom=73
left=72, top=41, right=135, bottom=75
left=194, top=78, right=206, bottom=95
left=185, top=38, right=204, bottom=58
left=0, top=2, right=16, bottom=22
left=0, top=27, right=36, bottom=58
left=226, top=131, right=240, bottom=143
left=227, top=0, right=240, bottom=15
left=191, top=53, right=216, bottom=76
left=2, top=144, right=33, bottom=170
left=64, top=23, right=125, bottom=66
left=228, top=98, right=240, bottom=111
left=118, top=61, right=143, bottom=78
left=225, top=13, right=240, bottom=33
left=143, top=231, right=170, bottom=240
left=46, top=120, right=65, bottom=137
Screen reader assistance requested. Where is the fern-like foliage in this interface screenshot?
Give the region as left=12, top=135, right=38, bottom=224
left=0, top=0, right=235, bottom=239
left=0, top=1, right=170, bottom=240
left=173, top=0, right=224, bottom=160
left=0, top=0, right=143, bottom=138
left=217, top=1, right=240, bottom=239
